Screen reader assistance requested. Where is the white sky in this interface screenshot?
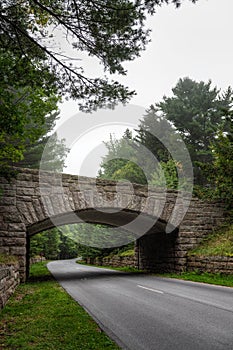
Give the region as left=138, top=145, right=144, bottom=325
left=53, top=0, right=233, bottom=176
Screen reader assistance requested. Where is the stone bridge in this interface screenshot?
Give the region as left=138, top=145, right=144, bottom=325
left=0, top=168, right=226, bottom=281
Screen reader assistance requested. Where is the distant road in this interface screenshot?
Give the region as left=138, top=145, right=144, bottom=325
left=47, top=259, right=233, bottom=350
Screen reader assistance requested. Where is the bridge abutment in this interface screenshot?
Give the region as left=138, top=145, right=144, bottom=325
left=0, top=177, right=27, bottom=281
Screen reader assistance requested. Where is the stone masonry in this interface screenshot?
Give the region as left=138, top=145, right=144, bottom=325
left=187, top=255, right=233, bottom=275
left=0, top=167, right=227, bottom=281
left=0, top=263, right=20, bottom=309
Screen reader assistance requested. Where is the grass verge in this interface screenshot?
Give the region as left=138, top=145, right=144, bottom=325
left=0, top=261, right=120, bottom=350
left=155, top=271, right=233, bottom=287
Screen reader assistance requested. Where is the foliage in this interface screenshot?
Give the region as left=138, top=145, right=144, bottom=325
left=99, top=109, right=191, bottom=187
left=118, top=249, right=135, bottom=257
left=206, top=115, right=233, bottom=207
left=30, top=229, right=62, bottom=260
left=190, top=224, right=233, bottom=257
left=150, top=158, right=188, bottom=189
left=0, top=1, right=198, bottom=111
left=30, top=227, right=82, bottom=260
left=0, top=262, right=120, bottom=349
left=112, top=161, right=147, bottom=184
left=0, top=2, right=199, bottom=175
left=0, top=47, right=68, bottom=175
left=99, top=130, right=135, bottom=178
left=98, top=77, right=233, bottom=202
left=156, top=77, right=233, bottom=185
left=0, top=49, right=60, bottom=173
left=99, top=129, right=148, bottom=184
left=71, top=223, right=135, bottom=258
left=79, top=243, right=135, bottom=261
left=135, top=106, right=176, bottom=165
left=59, top=232, right=79, bottom=259
left=14, top=112, right=69, bottom=171
left=30, top=223, right=135, bottom=260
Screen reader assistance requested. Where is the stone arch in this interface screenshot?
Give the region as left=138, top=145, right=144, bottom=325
left=0, top=168, right=227, bottom=281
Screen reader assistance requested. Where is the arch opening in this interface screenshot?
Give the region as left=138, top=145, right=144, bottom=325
left=26, top=208, right=178, bottom=278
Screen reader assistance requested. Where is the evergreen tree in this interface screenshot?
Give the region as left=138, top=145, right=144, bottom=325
left=0, top=49, right=60, bottom=175
left=14, top=112, right=69, bottom=171
left=207, top=115, right=233, bottom=207
left=156, top=77, right=233, bottom=185
left=135, top=105, right=180, bottom=175
left=99, top=129, right=139, bottom=181
left=0, top=0, right=198, bottom=111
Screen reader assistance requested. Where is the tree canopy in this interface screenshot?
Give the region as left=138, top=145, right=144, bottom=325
left=99, top=77, right=233, bottom=194
left=0, top=48, right=61, bottom=172
left=0, top=0, right=198, bottom=111
left=99, top=129, right=147, bottom=184
left=0, top=44, right=70, bottom=175
left=206, top=114, right=233, bottom=207
left=14, top=111, right=69, bottom=172
left=157, top=78, right=232, bottom=157
left=156, top=77, right=233, bottom=184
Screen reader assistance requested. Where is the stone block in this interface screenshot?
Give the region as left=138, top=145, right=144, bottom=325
left=10, top=247, right=26, bottom=255
left=17, top=173, right=33, bottom=181
left=17, top=181, right=36, bottom=188
left=32, top=199, right=45, bottom=222
left=17, top=188, right=35, bottom=196
left=2, top=190, right=16, bottom=197
left=3, top=212, right=22, bottom=223
left=0, top=197, right=16, bottom=206
left=8, top=223, right=26, bottom=232
left=0, top=247, right=9, bottom=254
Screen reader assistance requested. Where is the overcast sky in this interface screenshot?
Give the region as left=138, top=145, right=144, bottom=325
left=57, top=0, right=233, bottom=118
left=53, top=0, right=233, bottom=176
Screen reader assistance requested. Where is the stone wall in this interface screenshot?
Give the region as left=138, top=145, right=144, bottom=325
left=30, top=256, right=46, bottom=265
left=86, top=254, right=233, bottom=275
left=187, top=255, right=233, bottom=275
left=0, top=263, right=20, bottom=309
left=86, top=255, right=136, bottom=268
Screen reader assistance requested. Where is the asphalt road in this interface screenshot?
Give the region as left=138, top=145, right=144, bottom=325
left=47, top=259, right=233, bottom=350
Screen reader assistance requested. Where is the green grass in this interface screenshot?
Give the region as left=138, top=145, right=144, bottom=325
left=155, top=271, right=233, bottom=287
left=118, top=249, right=134, bottom=257
left=0, top=262, right=120, bottom=350
left=190, top=224, right=233, bottom=257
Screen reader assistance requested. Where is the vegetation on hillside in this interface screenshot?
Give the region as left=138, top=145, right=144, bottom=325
left=190, top=224, right=233, bottom=257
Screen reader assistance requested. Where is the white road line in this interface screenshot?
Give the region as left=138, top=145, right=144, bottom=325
left=137, top=285, right=164, bottom=294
